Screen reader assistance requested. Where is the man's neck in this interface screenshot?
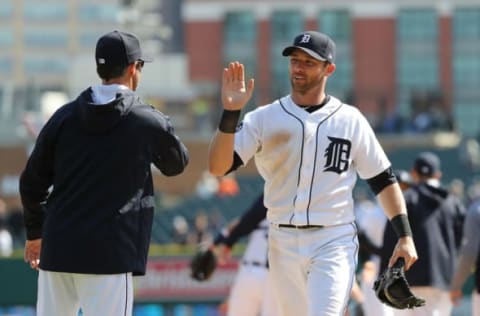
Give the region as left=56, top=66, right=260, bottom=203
left=102, top=78, right=132, bottom=90
left=292, top=92, right=327, bottom=107
left=290, top=81, right=327, bottom=106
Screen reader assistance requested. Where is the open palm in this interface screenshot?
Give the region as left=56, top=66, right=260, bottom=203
left=221, top=61, right=255, bottom=111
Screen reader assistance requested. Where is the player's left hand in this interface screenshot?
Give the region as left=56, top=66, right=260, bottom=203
left=210, top=244, right=232, bottom=265
left=24, top=238, right=42, bottom=270
left=388, top=236, right=418, bottom=270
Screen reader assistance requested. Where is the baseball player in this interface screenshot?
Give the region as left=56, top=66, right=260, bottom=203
left=212, top=193, right=279, bottom=316
left=381, top=152, right=466, bottom=316
left=450, top=191, right=480, bottom=315
left=207, top=30, right=418, bottom=316
left=20, top=30, right=189, bottom=316
left=355, top=170, right=412, bottom=316
left=355, top=193, right=392, bottom=316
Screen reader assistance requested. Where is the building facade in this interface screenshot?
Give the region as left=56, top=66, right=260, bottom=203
left=0, top=0, right=180, bottom=143
left=183, top=0, right=480, bottom=136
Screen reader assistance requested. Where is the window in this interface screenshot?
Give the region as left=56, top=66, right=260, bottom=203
left=24, top=29, right=67, bottom=47
left=319, top=10, right=353, bottom=101
left=78, top=4, right=120, bottom=22
left=79, top=32, right=101, bottom=48
left=0, top=3, right=13, bottom=19
left=270, top=10, right=303, bottom=98
left=23, top=2, right=68, bottom=21
left=24, top=56, right=68, bottom=74
left=396, top=9, right=439, bottom=117
left=452, top=8, right=480, bottom=136
left=0, top=30, right=13, bottom=47
left=0, top=57, right=12, bottom=74
left=223, top=11, right=256, bottom=111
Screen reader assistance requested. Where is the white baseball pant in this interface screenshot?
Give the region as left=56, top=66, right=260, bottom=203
left=473, top=291, right=480, bottom=316
left=268, top=223, right=358, bottom=316
left=227, top=264, right=279, bottom=316
left=37, top=269, right=133, bottom=316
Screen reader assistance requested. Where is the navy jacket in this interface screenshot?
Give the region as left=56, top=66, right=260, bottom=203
left=19, top=87, right=188, bottom=275
left=380, top=182, right=465, bottom=290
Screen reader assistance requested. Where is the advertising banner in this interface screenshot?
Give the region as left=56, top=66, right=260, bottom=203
left=135, top=257, right=239, bottom=302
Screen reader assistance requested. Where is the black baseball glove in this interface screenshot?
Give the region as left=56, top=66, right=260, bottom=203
left=190, top=249, right=217, bottom=281
left=373, top=258, right=426, bottom=309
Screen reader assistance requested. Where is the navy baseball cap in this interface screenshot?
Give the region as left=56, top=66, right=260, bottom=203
left=95, top=30, right=152, bottom=67
left=413, top=152, right=441, bottom=176
left=282, top=31, right=336, bottom=63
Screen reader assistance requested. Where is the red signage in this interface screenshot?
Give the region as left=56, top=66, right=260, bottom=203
left=134, top=257, right=239, bottom=301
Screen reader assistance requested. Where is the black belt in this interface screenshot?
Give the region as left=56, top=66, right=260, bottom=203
left=278, top=224, right=324, bottom=229
left=242, top=260, right=268, bottom=268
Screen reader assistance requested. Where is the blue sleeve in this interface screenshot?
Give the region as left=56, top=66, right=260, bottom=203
left=150, top=110, right=189, bottom=176
left=20, top=112, right=63, bottom=239
left=223, top=194, right=266, bottom=247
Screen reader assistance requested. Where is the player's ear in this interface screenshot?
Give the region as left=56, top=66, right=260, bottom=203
left=326, top=63, right=336, bottom=76
left=128, top=63, right=137, bottom=75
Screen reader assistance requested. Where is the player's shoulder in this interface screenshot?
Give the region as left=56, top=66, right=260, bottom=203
left=242, top=99, right=281, bottom=121
left=334, top=98, right=362, bottom=116
left=334, top=99, right=372, bottom=127
left=253, top=99, right=281, bottom=112
left=44, top=99, right=76, bottom=127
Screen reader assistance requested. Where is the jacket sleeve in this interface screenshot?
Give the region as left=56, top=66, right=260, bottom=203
left=150, top=111, right=189, bottom=176
left=19, top=117, right=58, bottom=240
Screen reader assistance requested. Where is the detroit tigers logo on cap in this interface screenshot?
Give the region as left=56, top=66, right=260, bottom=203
left=282, top=31, right=336, bottom=63
left=299, top=34, right=312, bottom=44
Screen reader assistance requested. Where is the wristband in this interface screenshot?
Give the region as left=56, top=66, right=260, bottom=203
left=219, top=110, right=241, bottom=133
left=390, top=214, right=413, bottom=238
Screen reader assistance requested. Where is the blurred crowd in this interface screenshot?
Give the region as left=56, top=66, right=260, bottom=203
left=0, top=199, right=25, bottom=257
left=350, top=152, right=480, bottom=316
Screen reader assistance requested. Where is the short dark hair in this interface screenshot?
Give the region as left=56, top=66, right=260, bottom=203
left=96, top=64, right=129, bottom=81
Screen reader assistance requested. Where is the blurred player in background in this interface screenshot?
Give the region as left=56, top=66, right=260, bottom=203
left=381, top=152, right=466, bottom=316
left=355, top=170, right=413, bottom=316
left=450, top=184, right=480, bottom=315
left=212, top=193, right=279, bottom=316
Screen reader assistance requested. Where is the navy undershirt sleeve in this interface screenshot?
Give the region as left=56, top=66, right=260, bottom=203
left=221, top=194, right=267, bottom=248
left=225, top=152, right=244, bottom=175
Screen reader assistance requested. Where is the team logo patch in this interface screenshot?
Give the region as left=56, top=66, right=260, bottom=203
left=323, top=136, right=351, bottom=174
left=235, top=121, right=243, bottom=132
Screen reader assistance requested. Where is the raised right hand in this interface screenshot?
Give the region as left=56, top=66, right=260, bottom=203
left=221, top=61, right=255, bottom=111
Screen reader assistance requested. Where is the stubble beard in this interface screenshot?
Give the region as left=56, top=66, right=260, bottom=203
left=290, top=76, right=323, bottom=96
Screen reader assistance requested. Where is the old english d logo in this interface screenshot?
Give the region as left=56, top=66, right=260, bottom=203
left=300, top=34, right=311, bottom=43
left=324, top=136, right=351, bottom=174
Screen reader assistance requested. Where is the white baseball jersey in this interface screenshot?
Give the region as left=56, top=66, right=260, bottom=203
left=234, top=95, right=391, bottom=226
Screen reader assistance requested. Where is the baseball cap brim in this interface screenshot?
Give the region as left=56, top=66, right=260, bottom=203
left=282, top=46, right=328, bottom=62
left=139, top=55, right=153, bottom=63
